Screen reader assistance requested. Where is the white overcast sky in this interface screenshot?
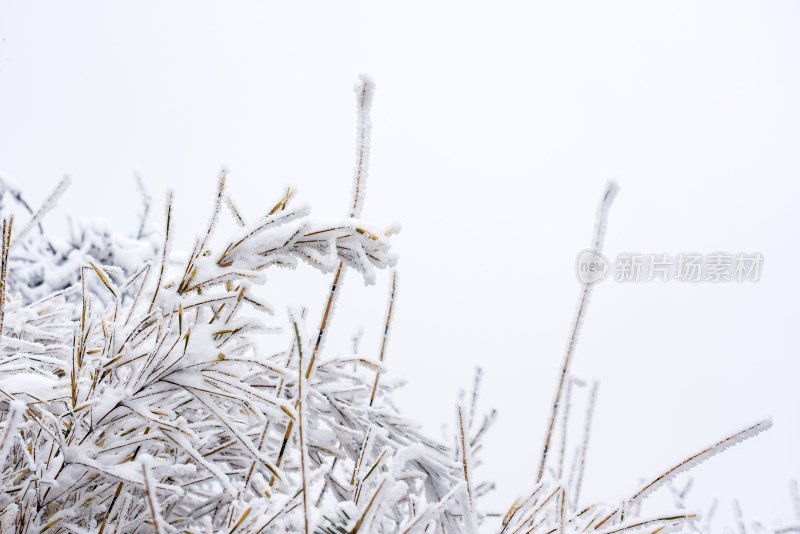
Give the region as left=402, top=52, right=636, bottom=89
left=1, top=1, right=799, bottom=529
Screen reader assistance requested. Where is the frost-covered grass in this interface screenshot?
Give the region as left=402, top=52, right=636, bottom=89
left=0, top=76, right=781, bottom=534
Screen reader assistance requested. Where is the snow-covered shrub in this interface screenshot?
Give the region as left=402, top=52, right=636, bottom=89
left=0, top=174, right=159, bottom=306
left=0, top=76, right=775, bottom=534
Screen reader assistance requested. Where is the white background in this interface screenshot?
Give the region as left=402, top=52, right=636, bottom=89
left=1, top=2, right=798, bottom=530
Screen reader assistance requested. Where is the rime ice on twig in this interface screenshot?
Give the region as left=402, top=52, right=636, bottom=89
left=293, top=320, right=312, bottom=534
left=10, top=175, right=70, bottom=250
left=458, top=404, right=478, bottom=533
left=628, top=419, right=772, bottom=506
left=370, top=270, right=396, bottom=406
left=349, top=74, right=374, bottom=220
left=134, top=171, right=152, bottom=240
left=306, top=74, right=376, bottom=381
left=538, top=182, right=618, bottom=482
left=790, top=481, right=800, bottom=521
left=572, top=381, right=597, bottom=507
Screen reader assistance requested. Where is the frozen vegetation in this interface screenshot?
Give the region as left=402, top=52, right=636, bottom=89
left=0, top=77, right=787, bottom=534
